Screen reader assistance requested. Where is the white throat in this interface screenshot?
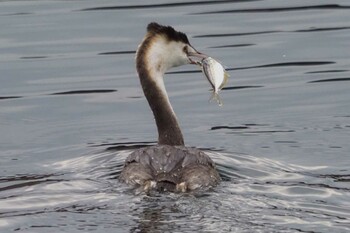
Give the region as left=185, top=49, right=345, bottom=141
left=146, top=37, right=189, bottom=75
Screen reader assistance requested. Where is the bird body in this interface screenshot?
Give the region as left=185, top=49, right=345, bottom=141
left=119, top=22, right=220, bottom=192
left=120, top=145, right=220, bottom=192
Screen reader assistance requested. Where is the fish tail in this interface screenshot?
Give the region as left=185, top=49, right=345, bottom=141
left=209, top=92, right=223, bottom=106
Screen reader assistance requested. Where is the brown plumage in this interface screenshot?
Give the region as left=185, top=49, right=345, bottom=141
left=120, top=145, right=220, bottom=192
left=119, top=22, right=220, bottom=192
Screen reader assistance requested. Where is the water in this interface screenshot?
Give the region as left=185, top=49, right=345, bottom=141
left=1, top=0, right=350, bottom=232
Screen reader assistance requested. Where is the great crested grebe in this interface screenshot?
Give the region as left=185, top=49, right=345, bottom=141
left=119, top=22, right=221, bottom=192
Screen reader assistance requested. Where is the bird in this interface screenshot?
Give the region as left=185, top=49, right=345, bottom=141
left=119, top=22, right=221, bottom=192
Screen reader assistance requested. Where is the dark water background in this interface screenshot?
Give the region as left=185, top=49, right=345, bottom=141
left=1, top=0, right=350, bottom=232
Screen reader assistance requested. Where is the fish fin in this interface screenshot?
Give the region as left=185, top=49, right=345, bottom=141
left=219, top=71, right=230, bottom=90
left=224, top=70, right=230, bottom=78
left=209, top=92, right=223, bottom=106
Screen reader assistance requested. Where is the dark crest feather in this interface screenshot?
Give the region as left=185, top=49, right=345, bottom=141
left=147, top=22, right=189, bottom=44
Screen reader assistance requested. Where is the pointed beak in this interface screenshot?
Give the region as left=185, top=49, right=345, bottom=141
left=187, top=46, right=208, bottom=65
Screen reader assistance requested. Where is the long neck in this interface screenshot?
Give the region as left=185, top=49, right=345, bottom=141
left=136, top=47, right=184, bottom=146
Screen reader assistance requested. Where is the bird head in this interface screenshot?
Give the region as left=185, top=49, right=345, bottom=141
left=137, top=22, right=207, bottom=74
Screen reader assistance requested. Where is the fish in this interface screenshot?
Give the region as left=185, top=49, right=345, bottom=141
left=199, top=57, right=229, bottom=106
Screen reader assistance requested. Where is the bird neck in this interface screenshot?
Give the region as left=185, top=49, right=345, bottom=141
left=136, top=51, right=184, bottom=146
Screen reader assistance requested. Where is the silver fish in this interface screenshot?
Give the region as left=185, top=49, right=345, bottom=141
left=200, top=57, right=229, bottom=106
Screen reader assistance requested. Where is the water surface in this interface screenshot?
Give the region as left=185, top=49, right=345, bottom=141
left=1, top=0, right=350, bottom=232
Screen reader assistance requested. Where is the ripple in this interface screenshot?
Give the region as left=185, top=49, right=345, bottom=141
left=306, top=69, right=349, bottom=74
left=2, top=0, right=350, bottom=232
left=308, top=77, right=350, bottom=83
left=228, top=130, right=295, bottom=134
left=2, top=146, right=347, bottom=232
left=50, top=89, right=117, bottom=95
left=295, top=26, right=350, bottom=33
left=211, top=126, right=249, bottom=130
left=194, top=30, right=279, bottom=38
left=20, top=56, right=48, bottom=60
left=222, top=85, right=263, bottom=90
left=0, top=12, right=32, bottom=17
left=193, top=4, right=350, bottom=15
left=89, top=141, right=156, bottom=151
left=229, top=61, right=335, bottom=71
left=274, top=141, right=298, bottom=144
left=166, top=69, right=201, bottom=75
left=210, top=123, right=295, bottom=135
left=98, top=50, right=135, bottom=55
left=167, top=61, right=334, bottom=75
left=195, top=26, right=350, bottom=38
left=0, top=177, right=64, bottom=192
left=0, top=96, right=22, bottom=100
left=79, top=0, right=251, bottom=11
left=209, top=43, right=255, bottom=48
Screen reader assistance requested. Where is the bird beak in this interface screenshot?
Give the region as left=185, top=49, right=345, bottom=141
left=187, top=46, right=208, bottom=65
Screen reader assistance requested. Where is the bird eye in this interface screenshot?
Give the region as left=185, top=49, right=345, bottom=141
left=183, top=46, right=188, bottom=54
